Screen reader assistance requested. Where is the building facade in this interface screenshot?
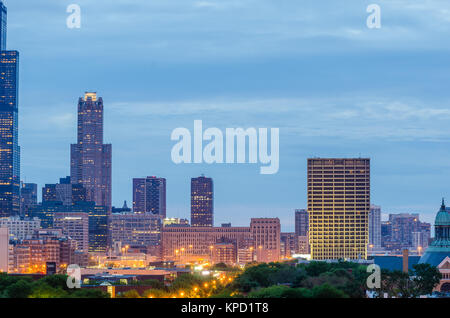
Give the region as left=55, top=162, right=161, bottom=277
left=70, top=92, right=112, bottom=212
left=53, top=212, right=89, bottom=253
left=132, top=176, right=166, bottom=217
left=307, top=158, right=370, bottom=260
left=110, top=213, right=162, bottom=248
left=191, top=176, right=214, bottom=227
left=0, top=216, right=40, bottom=241
left=369, top=205, right=382, bottom=249
left=20, top=182, right=37, bottom=216
left=0, top=50, right=19, bottom=217
left=250, top=218, right=281, bottom=263
left=162, top=225, right=251, bottom=264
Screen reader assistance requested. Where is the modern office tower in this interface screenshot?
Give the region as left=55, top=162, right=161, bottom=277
left=162, top=225, right=252, bottom=264
left=70, top=201, right=108, bottom=253
left=307, top=158, right=370, bottom=260
left=27, top=202, right=67, bottom=229
left=133, top=176, right=166, bottom=217
left=42, top=177, right=86, bottom=206
left=250, top=218, right=281, bottom=263
left=295, top=209, right=308, bottom=237
left=70, top=92, right=112, bottom=212
left=0, top=227, right=8, bottom=272
left=110, top=213, right=162, bottom=248
left=53, top=212, right=89, bottom=253
left=0, top=50, right=19, bottom=217
left=0, top=1, right=6, bottom=50
left=0, top=216, right=40, bottom=241
left=369, top=205, right=382, bottom=249
left=191, top=176, right=214, bottom=227
left=20, top=182, right=37, bottom=216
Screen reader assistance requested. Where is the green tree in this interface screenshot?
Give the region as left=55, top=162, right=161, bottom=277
left=5, top=279, right=33, bottom=298
left=411, top=263, right=442, bottom=297
left=311, top=283, right=348, bottom=298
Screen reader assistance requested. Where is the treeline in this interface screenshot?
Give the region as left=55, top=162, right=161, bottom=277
left=0, top=273, right=109, bottom=298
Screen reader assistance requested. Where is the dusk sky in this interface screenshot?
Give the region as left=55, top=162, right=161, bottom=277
left=7, top=0, right=450, bottom=230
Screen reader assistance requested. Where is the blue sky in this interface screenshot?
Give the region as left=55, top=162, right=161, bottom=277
left=7, top=0, right=450, bottom=230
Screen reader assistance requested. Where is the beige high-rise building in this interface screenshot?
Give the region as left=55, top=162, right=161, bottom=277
left=307, top=158, right=370, bottom=260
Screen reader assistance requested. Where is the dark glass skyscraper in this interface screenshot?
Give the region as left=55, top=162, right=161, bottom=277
left=133, top=176, right=166, bottom=217
left=0, top=2, right=19, bottom=217
left=191, top=176, right=214, bottom=227
left=0, top=1, right=6, bottom=50
left=71, top=93, right=112, bottom=212
left=295, top=209, right=308, bottom=237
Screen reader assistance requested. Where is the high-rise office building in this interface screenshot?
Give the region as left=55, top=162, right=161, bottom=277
left=295, top=209, right=308, bottom=237
left=0, top=2, right=19, bottom=217
left=70, top=92, right=112, bottom=212
left=191, top=176, right=213, bottom=227
left=369, top=205, right=381, bottom=249
left=307, top=158, right=370, bottom=260
left=0, top=1, right=6, bottom=50
left=20, top=183, right=37, bottom=216
left=132, top=176, right=166, bottom=217
left=42, top=177, right=86, bottom=206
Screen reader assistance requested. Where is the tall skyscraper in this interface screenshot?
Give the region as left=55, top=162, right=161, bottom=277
left=132, top=176, right=166, bottom=217
left=0, top=1, right=19, bottom=217
left=295, top=209, right=308, bottom=237
left=0, top=1, right=6, bottom=51
left=369, top=205, right=381, bottom=249
left=70, top=93, right=112, bottom=212
left=20, top=182, right=37, bottom=216
left=191, top=176, right=214, bottom=227
left=307, top=158, right=370, bottom=260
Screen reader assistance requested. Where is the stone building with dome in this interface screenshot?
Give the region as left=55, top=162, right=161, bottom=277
left=419, top=199, right=450, bottom=267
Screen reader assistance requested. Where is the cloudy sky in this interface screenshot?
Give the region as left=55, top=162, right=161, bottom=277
left=7, top=0, right=450, bottom=230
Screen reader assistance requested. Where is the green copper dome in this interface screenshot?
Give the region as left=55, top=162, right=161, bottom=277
left=436, top=199, right=450, bottom=226
left=419, top=199, right=450, bottom=267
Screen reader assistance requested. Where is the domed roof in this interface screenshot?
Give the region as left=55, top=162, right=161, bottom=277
left=436, top=199, right=450, bottom=226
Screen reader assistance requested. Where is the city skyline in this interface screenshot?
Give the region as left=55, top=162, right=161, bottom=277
left=5, top=1, right=450, bottom=230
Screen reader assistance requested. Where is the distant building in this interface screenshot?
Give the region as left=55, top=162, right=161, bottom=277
left=0, top=227, right=9, bottom=272
left=163, top=218, right=189, bottom=227
left=112, top=201, right=132, bottom=213
left=0, top=216, right=40, bottom=241
left=419, top=200, right=450, bottom=267
left=212, top=240, right=237, bottom=265
left=110, top=213, right=162, bottom=248
left=381, top=213, right=431, bottom=253
left=53, top=212, right=89, bottom=252
left=0, top=50, right=20, bottom=217
left=191, top=176, right=213, bottom=227
left=295, top=209, right=308, bottom=237
left=70, top=92, right=112, bottom=212
left=280, top=232, right=297, bottom=259
left=250, top=218, right=281, bottom=263
left=20, top=183, right=37, bottom=216
left=162, top=225, right=251, bottom=264
left=308, top=158, right=370, bottom=260
left=42, top=177, right=86, bottom=206
left=369, top=205, right=382, bottom=249
left=297, top=235, right=310, bottom=254
left=133, top=176, right=166, bottom=217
